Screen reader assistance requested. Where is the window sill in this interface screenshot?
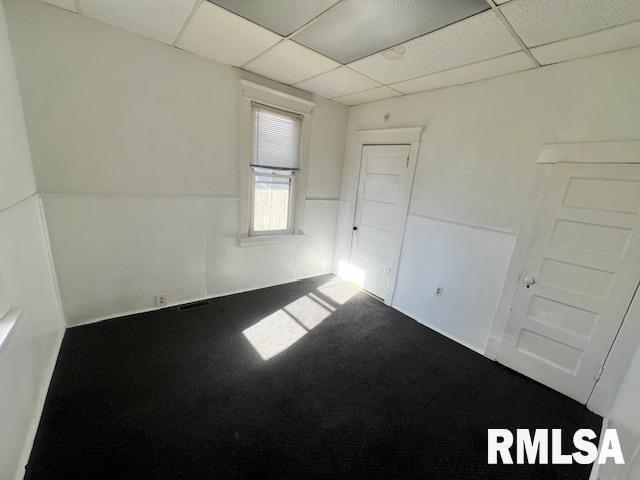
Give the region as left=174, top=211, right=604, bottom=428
left=236, top=233, right=306, bottom=248
left=0, top=308, right=22, bottom=355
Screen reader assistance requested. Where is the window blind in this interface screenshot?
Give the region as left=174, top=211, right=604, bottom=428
left=252, top=103, right=302, bottom=170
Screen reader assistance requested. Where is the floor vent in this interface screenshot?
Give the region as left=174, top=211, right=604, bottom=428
left=177, top=300, right=210, bottom=311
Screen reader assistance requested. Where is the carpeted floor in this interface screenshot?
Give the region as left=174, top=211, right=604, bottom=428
left=26, top=274, right=601, bottom=479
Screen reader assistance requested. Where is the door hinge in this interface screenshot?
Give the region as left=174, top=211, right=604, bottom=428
left=406, top=155, right=409, bottom=167
left=594, top=364, right=605, bottom=382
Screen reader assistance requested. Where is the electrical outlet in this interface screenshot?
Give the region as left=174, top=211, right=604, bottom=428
left=435, top=287, right=444, bottom=297
left=156, top=294, right=167, bottom=307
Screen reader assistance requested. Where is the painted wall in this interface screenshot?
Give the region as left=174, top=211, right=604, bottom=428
left=5, top=0, right=347, bottom=326
left=599, top=294, right=640, bottom=479
left=336, top=45, right=640, bottom=354
left=0, top=0, right=65, bottom=478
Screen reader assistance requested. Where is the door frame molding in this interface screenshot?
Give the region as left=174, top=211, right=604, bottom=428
left=486, top=139, right=640, bottom=415
left=347, top=127, right=424, bottom=306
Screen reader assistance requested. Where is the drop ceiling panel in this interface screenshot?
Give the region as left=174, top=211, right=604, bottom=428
left=294, top=67, right=381, bottom=99
left=207, top=0, right=340, bottom=37
left=292, top=0, right=490, bottom=64
left=42, top=0, right=77, bottom=12
left=531, top=21, right=640, bottom=65
left=501, top=0, right=640, bottom=47
left=244, top=41, right=340, bottom=85
left=177, top=2, right=282, bottom=67
left=392, top=52, right=535, bottom=94
left=333, top=86, right=402, bottom=105
left=350, top=11, right=521, bottom=84
left=78, top=0, right=198, bottom=44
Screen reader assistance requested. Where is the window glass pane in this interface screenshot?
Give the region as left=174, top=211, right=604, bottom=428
left=253, top=171, right=292, bottom=232
left=252, top=104, right=301, bottom=170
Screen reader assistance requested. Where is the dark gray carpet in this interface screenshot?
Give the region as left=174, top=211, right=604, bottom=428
left=25, top=274, right=601, bottom=479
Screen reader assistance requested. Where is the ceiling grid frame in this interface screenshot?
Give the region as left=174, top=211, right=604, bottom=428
left=390, top=50, right=536, bottom=94
left=485, top=0, right=541, bottom=67
left=172, top=0, right=204, bottom=47
left=37, top=0, right=640, bottom=105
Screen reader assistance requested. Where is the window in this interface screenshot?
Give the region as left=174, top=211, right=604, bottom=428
left=250, top=103, right=302, bottom=236
left=237, top=80, right=315, bottom=246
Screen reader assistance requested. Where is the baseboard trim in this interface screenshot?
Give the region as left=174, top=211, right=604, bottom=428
left=392, top=304, right=485, bottom=356
left=69, top=271, right=334, bottom=328
left=484, top=335, right=502, bottom=360
left=14, top=329, right=64, bottom=480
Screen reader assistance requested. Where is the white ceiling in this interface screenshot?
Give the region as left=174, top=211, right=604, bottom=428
left=40, top=0, right=640, bottom=106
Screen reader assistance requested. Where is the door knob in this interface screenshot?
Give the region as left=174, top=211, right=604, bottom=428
left=523, top=276, right=536, bottom=288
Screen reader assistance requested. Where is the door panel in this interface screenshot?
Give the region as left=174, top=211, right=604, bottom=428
left=363, top=179, right=399, bottom=204
left=350, top=145, right=411, bottom=299
left=360, top=204, right=394, bottom=232
left=563, top=178, right=640, bottom=213
left=498, top=164, right=640, bottom=403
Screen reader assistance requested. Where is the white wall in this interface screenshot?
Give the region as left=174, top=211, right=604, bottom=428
left=393, top=216, right=514, bottom=353
left=336, top=46, right=640, bottom=353
left=6, top=0, right=347, bottom=326
left=601, top=328, right=640, bottom=478
left=0, top=0, right=65, bottom=477
left=0, top=1, right=34, bottom=211
left=615, top=342, right=640, bottom=469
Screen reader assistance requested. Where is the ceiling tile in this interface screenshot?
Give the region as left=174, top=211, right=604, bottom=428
left=392, top=52, right=535, bottom=94
left=531, top=21, right=640, bottom=65
left=333, top=86, right=402, bottom=106
left=207, top=0, right=340, bottom=37
left=501, top=0, right=640, bottom=47
left=350, top=11, right=521, bottom=84
left=294, top=67, right=381, bottom=99
left=177, top=2, right=282, bottom=67
left=292, top=0, right=490, bottom=64
left=41, top=0, right=77, bottom=12
left=78, top=0, right=197, bottom=44
left=243, top=41, right=340, bottom=85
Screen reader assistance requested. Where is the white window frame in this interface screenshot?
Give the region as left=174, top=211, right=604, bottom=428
left=248, top=166, right=296, bottom=236
left=237, top=80, right=315, bottom=247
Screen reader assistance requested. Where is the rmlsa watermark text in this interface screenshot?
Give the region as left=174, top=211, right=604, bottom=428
left=488, top=428, right=624, bottom=465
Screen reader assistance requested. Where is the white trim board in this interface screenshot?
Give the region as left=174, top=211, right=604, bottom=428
left=14, top=330, right=64, bottom=480
left=239, top=79, right=316, bottom=116
left=39, top=192, right=240, bottom=200
left=37, top=195, right=67, bottom=327
left=408, top=212, right=518, bottom=236
left=393, top=304, right=486, bottom=356
left=537, top=140, right=640, bottom=164
left=356, top=127, right=423, bottom=145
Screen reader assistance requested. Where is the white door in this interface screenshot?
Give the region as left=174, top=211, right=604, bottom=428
left=349, top=144, right=411, bottom=300
left=498, top=164, right=640, bottom=403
